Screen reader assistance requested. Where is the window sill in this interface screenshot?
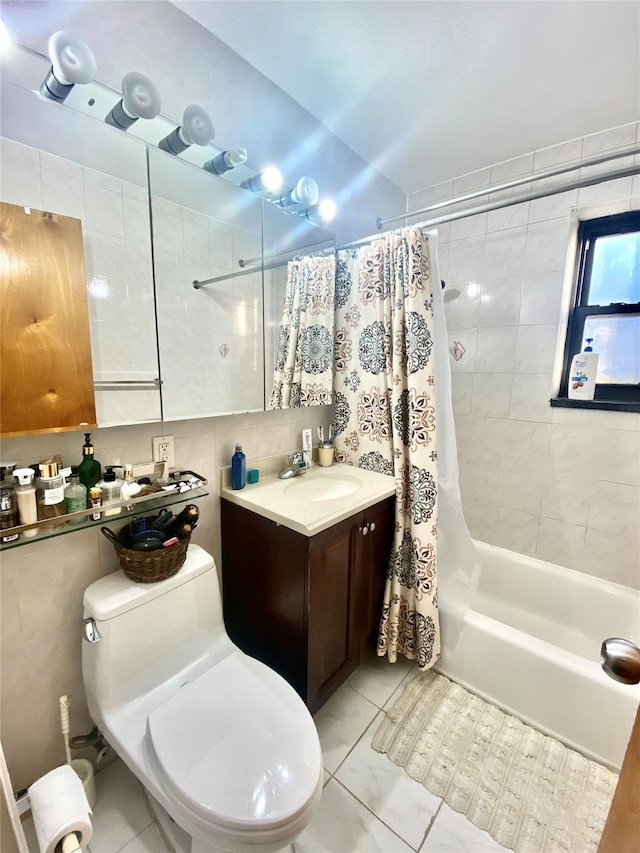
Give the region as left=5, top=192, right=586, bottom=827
left=550, top=398, right=640, bottom=413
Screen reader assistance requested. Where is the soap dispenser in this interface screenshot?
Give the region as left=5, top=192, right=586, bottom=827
left=78, top=433, right=102, bottom=490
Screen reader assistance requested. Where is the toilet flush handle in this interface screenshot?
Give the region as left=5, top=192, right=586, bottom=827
left=83, top=618, right=101, bottom=643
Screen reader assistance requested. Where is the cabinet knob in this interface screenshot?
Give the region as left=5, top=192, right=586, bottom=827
left=369, top=522, right=376, bottom=532
left=361, top=524, right=369, bottom=536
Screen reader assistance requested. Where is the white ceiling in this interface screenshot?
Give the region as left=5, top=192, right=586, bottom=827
left=172, top=1, right=640, bottom=194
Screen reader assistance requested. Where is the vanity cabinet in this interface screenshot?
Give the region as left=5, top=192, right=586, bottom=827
left=221, top=496, right=394, bottom=713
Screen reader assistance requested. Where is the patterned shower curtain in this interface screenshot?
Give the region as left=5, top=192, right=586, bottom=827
left=333, top=227, right=440, bottom=669
left=270, top=254, right=336, bottom=408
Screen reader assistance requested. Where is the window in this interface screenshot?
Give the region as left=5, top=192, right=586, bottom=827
left=555, top=210, right=640, bottom=411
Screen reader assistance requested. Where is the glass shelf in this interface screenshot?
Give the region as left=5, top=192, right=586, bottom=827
left=0, top=484, right=209, bottom=552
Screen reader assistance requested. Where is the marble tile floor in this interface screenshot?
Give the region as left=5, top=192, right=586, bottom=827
left=22, top=654, right=511, bottom=853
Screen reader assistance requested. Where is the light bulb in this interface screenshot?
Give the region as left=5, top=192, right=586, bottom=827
left=318, top=199, right=337, bottom=222
left=301, top=199, right=337, bottom=225
left=158, top=105, right=215, bottom=155
left=241, top=166, right=283, bottom=195
left=278, top=176, right=319, bottom=209
left=0, top=18, right=11, bottom=51
left=261, top=166, right=283, bottom=193
left=182, top=104, right=215, bottom=145
left=203, top=146, right=248, bottom=176
left=105, top=72, right=161, bottom=130
left=39, top=31, right=97, bottom=102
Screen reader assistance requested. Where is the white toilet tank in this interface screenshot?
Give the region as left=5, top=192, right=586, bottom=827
left=82, top=545, right=232, bottom=721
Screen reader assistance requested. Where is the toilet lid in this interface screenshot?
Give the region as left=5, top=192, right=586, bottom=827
left=146, top=652, right=322, bottom=831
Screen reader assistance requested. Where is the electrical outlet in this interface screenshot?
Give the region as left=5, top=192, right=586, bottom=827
left=152, top=435, right=175, bottom=468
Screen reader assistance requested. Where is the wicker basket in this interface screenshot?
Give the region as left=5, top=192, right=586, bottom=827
left=101, top=521, right=190, bottom=583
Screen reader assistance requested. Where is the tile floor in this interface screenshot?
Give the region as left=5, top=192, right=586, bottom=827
left=22, top=655, right=511, bottom=853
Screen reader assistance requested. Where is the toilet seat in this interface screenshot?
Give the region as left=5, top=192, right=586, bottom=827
left=146, top=651, right=322, bottom=836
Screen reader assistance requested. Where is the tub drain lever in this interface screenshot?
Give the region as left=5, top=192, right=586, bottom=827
left=600, top=637, right=640, bottom=685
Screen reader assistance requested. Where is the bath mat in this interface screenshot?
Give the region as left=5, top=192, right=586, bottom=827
left=372, top=671, right=618, bottom=853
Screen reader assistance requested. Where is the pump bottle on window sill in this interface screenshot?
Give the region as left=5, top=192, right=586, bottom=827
left=568, top=338, right=599, bottom=401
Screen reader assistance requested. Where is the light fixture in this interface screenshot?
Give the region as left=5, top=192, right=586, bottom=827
left=203, top=146, right=248, bottom=176
left=278, top=176, right=319, bottom=209
left=105, top=72, right=161, bottom=130
left=241, top=166, right=283, bottom=195
left=39, top=31, right=97, bottom=103
left=158, top=104, right=215, bottom=155
left=301, top=198, right=337, bottom=225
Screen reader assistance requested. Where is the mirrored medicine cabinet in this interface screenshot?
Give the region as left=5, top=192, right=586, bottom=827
left=0, top=41, right=336, bottom=437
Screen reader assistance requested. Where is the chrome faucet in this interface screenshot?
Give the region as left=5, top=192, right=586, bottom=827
left=278, top=451, right=309, bottom=479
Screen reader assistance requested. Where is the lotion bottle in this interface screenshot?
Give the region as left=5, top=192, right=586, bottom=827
left=64, top=465, right=88, bottom=525
left=568, top=338, right=599, bottom=401
left=13, top=468, right=38, bottom=538
left=78, top=433, right=102, bottom=490
left=97, top=466, right=123, bottom=516
left=36, top=460, right=66, bottom=529
left=0, top=465, right=19, bottom=543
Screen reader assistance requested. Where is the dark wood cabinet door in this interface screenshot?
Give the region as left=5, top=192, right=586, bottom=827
left=220, top=501, right=309, bottom=698
left=306, top=514, right=362, bottom=711
left=359, top=498, right=395, bottom=658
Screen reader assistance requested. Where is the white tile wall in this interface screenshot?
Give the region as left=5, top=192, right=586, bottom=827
left=410, top=121, right=640, bottom=589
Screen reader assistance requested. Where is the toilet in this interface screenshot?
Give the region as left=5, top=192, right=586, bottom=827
left=81, top=544, right=323, bottom=853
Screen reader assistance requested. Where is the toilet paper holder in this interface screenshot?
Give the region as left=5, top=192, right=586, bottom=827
left=28, top=765, right=93, bottom=853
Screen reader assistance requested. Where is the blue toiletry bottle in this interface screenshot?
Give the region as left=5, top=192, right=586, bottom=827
left=231, top=445, right=246, bottom=490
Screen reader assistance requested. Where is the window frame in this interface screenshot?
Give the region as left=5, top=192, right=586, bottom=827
left=556, top=210, right=640, bottom=409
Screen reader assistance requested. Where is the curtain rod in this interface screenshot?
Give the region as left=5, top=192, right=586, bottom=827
left=377, top=144, right=640, bottom=230
left=193, top=257, right=300, bottom=288
left=343, top=160, right=639, bottom=253
left=238, top=236, right=335, bottom=268
left=194, top=158, right=640, bottom=289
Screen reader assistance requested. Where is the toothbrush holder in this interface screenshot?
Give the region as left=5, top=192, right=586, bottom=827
left=318, top=445, right=335, bottom=467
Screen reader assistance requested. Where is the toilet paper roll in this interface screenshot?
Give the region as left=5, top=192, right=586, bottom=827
left=28, top=765, right=93, bottom=853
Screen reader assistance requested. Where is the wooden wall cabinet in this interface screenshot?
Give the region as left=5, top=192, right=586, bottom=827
left=221, top=497, right=394, bottom=713
left=0, top=203, right=96, bottom=437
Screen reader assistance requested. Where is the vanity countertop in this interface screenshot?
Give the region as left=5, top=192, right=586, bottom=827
left=220, top=463, right=396, bottom=536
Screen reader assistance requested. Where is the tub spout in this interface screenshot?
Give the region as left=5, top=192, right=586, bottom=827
left=600, top=637, right=640, bottom=685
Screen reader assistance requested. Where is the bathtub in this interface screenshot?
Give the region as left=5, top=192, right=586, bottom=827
left=435, top=541, right=640, bottom=772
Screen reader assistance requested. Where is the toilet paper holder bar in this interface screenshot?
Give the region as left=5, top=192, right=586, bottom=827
left=59, top=831, right=81, bottom=853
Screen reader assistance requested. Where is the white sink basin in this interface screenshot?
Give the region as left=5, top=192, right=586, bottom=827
left=221, top=462, right=396, bottom=536
left=283, top=473, right=362, bottom=502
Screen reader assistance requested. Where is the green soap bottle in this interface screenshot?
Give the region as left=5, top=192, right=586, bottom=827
left=78, top=432, right=102, bottom=490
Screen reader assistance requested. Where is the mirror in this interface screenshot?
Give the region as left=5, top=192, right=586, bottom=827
left=0, top=54, right=161, bottom=430
left=262, top=197, right=336, bottom=409
left=1, top=40, right=338, bottom=430
left=148, top=145, right=265, bottom=419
